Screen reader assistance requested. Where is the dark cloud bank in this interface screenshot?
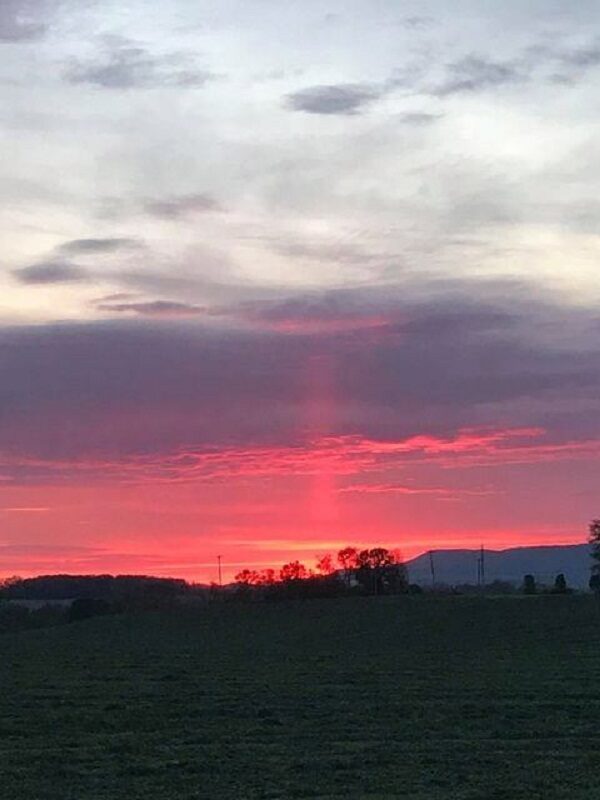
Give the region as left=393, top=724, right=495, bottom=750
left=1, top=279, right=599, bottom=481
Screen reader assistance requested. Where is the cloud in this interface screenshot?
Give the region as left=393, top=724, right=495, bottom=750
left=284, top=50, right=531, bottom=116
left=94, top=292, right=138, bottom=303
left=0, top=0, right=48, bottom=43
left=64, top=38, right=214, bottom=90
left=397, top=112, right=441, bottom=125
left=12, top=261, right=89, bottom=285
left=144, top=193, right=221, bottom=219
left=3, top=427, right=600, bottom=488
left=0, top=507, right=51, bottom=513
left=59, top=238, right=140, bottom=255
left=284, top=38, right=600, bottom=116
left=548, top=39, right=600, bottom=83
left=338, top=482, right=495, bottom=497
left=402, top=16, right=435, bottom=30
left=559, top=41, right=600, bottom=69
left=11, top=241, right=139, bottom=289
left=0, top=276, right=598, bottom=482
left=96, top=300, right=207, bottom=318
left=237, top=292, right=393, bottom=333
left=273, top=238, right=387, bottom=270
left=433, top=55, right=526, bottom=96
left=286, top=83, right=381, bottom=115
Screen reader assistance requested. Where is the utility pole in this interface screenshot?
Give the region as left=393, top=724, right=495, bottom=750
left=429, top=550, right=436, bottom=587
left=476, top=544, right=485, bottom=593
left=480, top=544, right=485, bottom=589
left=217, top=555, right=222, bottom=587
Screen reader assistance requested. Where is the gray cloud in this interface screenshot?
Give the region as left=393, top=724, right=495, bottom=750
left=0, top=0, right=48, bottom=43
left=286, top=83, right=381, bottom=115
left=286, top=38, right=600, bottom=117
left=145, top=193, right=221, bottom=219
left=402, top=16, right=435, bottom=30
left=0, top=278, right=599, bottom=476
left=547, top=39, right=600, bottom=83
left=96, top=300, right=207, bottom=318
left=274, top=238, right=387, bottom=268
left=398, top=112, right=441, bottom=125
left=95, top=292, right=138, bottom=303
left=11, top=240, right=140, bottom=290
left=433, top=55, right=526, bottom=96
left=64, top=38, right=214, bottom=90
left=12, top=261, right=89, bottom=285
left=59, top=238, right=140, bottom=255
left=559, top=40, right=600, bottom=69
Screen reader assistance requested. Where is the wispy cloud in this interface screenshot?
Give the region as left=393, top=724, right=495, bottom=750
left=0, top=507, right=51, bottom=513
left=339, top=483, right=495, bottom=497
left=65, top=37, right=215, bottom=90
left=432, top=55, right=526, bottom=96
left=12, top=261, right=89, bottom=285
left=144, top=193, right=221, bottom=219
left=96, top=300, right=207, bottom=318
left=58, top=238, right=140, bottom=256
left=558, top=40, right=600, bottom=70
left=2, top=427, right=600, bottom=488
left=548, top=39, right=600, bottom=83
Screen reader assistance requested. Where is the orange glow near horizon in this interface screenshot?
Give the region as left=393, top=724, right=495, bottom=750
left=0, top=443, right=592, bottom=583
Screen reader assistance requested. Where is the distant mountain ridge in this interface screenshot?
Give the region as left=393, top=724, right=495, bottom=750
left=406, top=544, right=592, bottom=589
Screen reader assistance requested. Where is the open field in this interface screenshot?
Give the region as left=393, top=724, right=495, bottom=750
left=1, top=596, right=599, bottom=799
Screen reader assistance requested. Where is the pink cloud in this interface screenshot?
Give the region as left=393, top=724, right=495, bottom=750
left=338, top=483, right=496, bottom=497
left=3, top=426, right=600, bottom=487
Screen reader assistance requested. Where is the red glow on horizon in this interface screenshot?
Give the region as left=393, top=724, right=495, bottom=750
left=0, top=424, right=595, bottom=583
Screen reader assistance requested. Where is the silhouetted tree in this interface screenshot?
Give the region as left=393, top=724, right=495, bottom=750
left=590, top=574, right=600, bottom=594
left=258, top=569, right=277, bottom=585
left=337, top=547, right=358, bottom=569
left=336, top=547, right=358, bottom=586
left=0, top=576, right=22, bottom=592
left=316, top=554, right=334, bottom=575
left=280, top=561, right=309, bottom=582
left=523, top=574, right=537, bottom=595
left=355, top=548, right=407, bottom=595
left=235, top=569, right=261, bottom=586
left=553, top=573, right=568, bottom=594
left=0, top=575, right=186, bottom=607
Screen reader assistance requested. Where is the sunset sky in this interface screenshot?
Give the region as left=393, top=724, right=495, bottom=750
left=1, top=0, right=600, bottom=581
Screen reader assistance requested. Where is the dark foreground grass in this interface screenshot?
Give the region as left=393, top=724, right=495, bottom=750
left=1, top=596, right=599, bottom=799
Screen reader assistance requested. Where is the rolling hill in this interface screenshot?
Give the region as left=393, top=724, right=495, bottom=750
left=406, top=544, right=592, bottom=589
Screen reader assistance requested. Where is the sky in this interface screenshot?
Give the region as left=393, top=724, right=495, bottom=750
left=1, top=0, right=599, bottom=582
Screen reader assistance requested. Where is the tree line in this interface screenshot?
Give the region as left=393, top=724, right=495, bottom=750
left=234, top=547, right=410, bottom=599
left=0, top=521, right=597, bottom=633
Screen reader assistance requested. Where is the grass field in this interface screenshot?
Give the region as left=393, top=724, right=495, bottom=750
left=1, top=596, right=599, bottom=799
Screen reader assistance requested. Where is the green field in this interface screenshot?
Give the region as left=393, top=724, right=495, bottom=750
left=1, top=596, right=599, bottom=799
